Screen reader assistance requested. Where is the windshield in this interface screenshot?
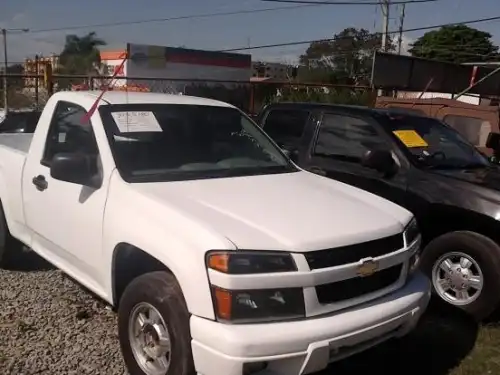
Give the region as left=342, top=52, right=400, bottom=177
left=375, top=113, right=490, bottom=170
left=98, top=104, right=296, bottom=182
left=0, top=111, right=41, bottom=133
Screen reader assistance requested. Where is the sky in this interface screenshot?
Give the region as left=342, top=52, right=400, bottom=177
left=1, top=0, right=500, bottom=65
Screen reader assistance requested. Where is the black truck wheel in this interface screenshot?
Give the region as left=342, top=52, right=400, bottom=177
left=118, top=271, right=195, bottom=375
left=420, top=231, right=500, bottom=320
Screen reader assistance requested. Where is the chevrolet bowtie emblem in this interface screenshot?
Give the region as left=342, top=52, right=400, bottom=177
left=357, top=259, right=379, bottom=277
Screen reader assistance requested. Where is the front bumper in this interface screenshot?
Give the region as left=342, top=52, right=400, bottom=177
left=190, top=272, right=431, bottom=375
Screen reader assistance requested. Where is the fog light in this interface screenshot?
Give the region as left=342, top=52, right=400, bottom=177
left=243, top=361, right=268, bottom=375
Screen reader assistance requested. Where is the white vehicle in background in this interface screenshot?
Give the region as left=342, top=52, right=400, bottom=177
left=0, top=91, right=430, bottom=375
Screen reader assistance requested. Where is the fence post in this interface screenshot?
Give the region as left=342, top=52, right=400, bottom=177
left=35, top=55, right=39, bottom=110
left=44, top=62, right=53, bottom=97
left=249, top=83, right=255, bottom=115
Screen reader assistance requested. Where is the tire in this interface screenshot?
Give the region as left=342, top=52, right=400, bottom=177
left=0, top=203, right=18, bottom=268
left=420, top=231, right=500, bottom=321
left=118, top=271, right=195, bottom=375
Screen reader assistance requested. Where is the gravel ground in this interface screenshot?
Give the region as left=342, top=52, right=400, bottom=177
left=0, top=248, right=484, bottom=375
left=0, top=249, right=127, bottom=375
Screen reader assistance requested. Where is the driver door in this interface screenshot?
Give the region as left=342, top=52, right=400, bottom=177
left=22, top=101, right=108, bottom=288
left=301, top=111, right=410, bottom=207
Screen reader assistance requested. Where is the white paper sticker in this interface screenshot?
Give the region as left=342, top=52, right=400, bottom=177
left=111, top=111, right=162, bottom=133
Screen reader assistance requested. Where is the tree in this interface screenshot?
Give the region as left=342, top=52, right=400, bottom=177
left=56, top=32, right=106, bottom=88
left=409, top=25, right=499, bottom=63
left=0, top=64, right=24, bottom=90
left=299, top=27, right=394, bottom=85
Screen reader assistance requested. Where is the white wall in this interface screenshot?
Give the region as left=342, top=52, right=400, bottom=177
left=396, top=91, right=480, bottom=105
left=101, top=59, right=128, bottom=87
left=125, top=44, right=251, bottom=93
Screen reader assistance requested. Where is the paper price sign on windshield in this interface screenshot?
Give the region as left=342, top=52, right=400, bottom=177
left=111, top=111, right=162, bottom=133
left=392, top=130, right=428, bottom=148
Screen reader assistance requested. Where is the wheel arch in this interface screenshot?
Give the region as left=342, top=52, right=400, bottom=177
left=419, top=204, right=500, bottom=246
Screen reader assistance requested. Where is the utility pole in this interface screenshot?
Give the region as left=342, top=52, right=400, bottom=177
left=2, top=29, right=7, bottom=112
left=378, top=0, right=390, bottom=97
left=380, top=0, right=390, bottom=52
left=1, top=28, right=29, bottom=113
left=397, top=4, right=406, bottom=54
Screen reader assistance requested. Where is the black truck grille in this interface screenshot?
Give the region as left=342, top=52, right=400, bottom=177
left=304, top=233, right=404, bottom=270
left=316, top=264, right=403, bottom=305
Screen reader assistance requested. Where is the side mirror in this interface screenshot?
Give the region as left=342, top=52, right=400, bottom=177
left=486, top=132, right=500, bottom=151
left=361, top=149, right=397, bottom=176
left=50, top=153, right=98, bottom=187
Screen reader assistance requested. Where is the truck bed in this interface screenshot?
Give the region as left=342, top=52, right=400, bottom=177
left=0, top=133, right=33, bottom=155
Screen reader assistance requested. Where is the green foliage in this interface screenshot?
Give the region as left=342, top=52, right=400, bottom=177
left=409, top=25, right=499, bottom=63
left=299, top=27, right=394, bottom=85
left=272, top=86, right=375, bottom=106
left=56, top=32, right=106, bottom=89
left=0, top=64, right=24, bottom=90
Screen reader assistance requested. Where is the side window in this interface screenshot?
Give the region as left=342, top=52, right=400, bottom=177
left=314, top=113, right=387, bottom=160
left=42, top=101, right=99, bottom=165
left=443, top=114, right=492, bottom=147
left=262, top=109, right=309, bottom=149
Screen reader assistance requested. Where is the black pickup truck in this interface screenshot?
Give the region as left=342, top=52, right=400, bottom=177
left=256, top=102, right=500, bottom=320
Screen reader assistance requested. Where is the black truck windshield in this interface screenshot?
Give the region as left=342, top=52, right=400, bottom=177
left=376, top=113, right=490, bottom=170
left=99, top=104, right=296, bottom=182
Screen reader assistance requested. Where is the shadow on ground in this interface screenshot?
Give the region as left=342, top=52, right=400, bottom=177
left=319, top=298, right=479, bottom=375
left=4, top=245, right=55, bottom=272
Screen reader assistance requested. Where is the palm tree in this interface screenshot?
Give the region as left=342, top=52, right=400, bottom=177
left=56, top=32, right=106, bottom=89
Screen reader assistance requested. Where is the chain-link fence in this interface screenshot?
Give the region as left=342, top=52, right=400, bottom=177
left=1, top=73, right=374, bottom=114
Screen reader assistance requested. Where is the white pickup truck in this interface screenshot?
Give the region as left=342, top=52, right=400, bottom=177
left=0, top=91, right=430, bottom=375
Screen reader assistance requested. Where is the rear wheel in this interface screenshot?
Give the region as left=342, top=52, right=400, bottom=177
left=420, top=231, right=500, bottom=320
left=118, top=271, right=195, bottom=375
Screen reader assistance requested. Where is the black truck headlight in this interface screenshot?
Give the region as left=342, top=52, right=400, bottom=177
left=206, top=250, right=297, bottom=274
left=404, top=218, right=422, bottom=274
left=212, top=286, right=305, bottom=323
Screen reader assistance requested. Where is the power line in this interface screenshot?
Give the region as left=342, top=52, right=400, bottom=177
left=261, top=0, right=438, bottom=5
left=219, top=15, right=500, bottom=51
left=27, top=4, right=328, bottom=34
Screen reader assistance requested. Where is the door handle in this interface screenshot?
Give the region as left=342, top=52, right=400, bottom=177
left=309, top=166, right=326, bottom=176
left=32, top=175, right=48, bottom=191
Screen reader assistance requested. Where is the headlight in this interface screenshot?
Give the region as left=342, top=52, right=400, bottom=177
left=403, top=217, right=419, bottom=246
left=207, top=251, right=303, bottom=322
left=206, top=251, right=297, bottom=274
left=212, top=286, right=305, bottom=323
left=404, top=218, right=422, bottom=274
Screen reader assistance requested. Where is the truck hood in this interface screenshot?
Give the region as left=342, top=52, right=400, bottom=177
left=431, top=166, right=500, bottom=192
left=130, top=171, right=412, bottom=252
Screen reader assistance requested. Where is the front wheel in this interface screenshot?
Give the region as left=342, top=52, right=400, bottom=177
left=0, top=203, right=21, bottom=268
left=118, top=271, right=195, bottom=375
left=420, top=231, right=500, bottom=320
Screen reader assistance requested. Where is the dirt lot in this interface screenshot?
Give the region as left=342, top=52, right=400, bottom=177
left=1, top=249, right=499, bottom=375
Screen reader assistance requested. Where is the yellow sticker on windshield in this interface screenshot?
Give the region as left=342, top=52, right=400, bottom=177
left=392, top=130, right=428, bottom=148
